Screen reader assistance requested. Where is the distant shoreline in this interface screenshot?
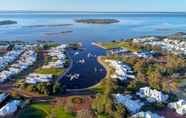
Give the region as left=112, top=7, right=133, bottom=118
left=23, top=24, right=73, bottom=28
left=0, top=11, right=185, bottom=14
left=45, top=31, right=73, bottom=36
left=75, top=19, right=120, bottom=24
left=0, top=20, right=17, bottom=26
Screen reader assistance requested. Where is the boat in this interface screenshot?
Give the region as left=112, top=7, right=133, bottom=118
left=74, top=52, right=79, bottom=55
left=94, top=67, right=97, bottom=72
left=69, top=73, right=80, bottom=80
left=87, top=53, right=92, bottom=58
left=79, top=59, right=85, bottom=64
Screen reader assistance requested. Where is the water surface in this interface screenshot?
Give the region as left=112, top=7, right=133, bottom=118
left=0, top=12, right=186, bottom=89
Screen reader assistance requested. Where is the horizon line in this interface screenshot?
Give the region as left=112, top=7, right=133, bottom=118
left=0, top=10, right=185, bottom=13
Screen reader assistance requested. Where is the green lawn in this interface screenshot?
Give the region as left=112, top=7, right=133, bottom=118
left=19, top=103, right=75, bottom=118
left=54, top=107, right=75, bottom=118
left=175, top=79, right=186, bottom=99
left=101, top=41, right=140, bottom=52
left=98, top=114, right=110, bottom=118
left=19, top=103, right=51, bottom=118
left=35, top=68, right=64, bottom=77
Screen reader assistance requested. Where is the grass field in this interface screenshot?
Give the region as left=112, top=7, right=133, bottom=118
left=91, top=56, right=116, bottom=93
left=19, top=103, right=51, bottom=118
left=175, top=79, right=186, bottom=99
left=53, top=107, right=75, bottom=118
left=19, top=103, right=75, bottom=118
left=101, top=41, right=140, bottom=51
left=35, top=68, right=64, bottom=77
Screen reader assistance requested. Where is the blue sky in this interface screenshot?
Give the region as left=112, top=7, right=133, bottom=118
left=0, top=0, right=186, bottom=12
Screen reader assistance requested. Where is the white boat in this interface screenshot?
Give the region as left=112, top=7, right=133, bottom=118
left=69, top=73, right=80, bottom=80
left=74, top=52, right=79, bottom=56
left=79, top=59, right=85, bottom=64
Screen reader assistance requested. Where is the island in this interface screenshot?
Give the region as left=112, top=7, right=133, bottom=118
left=0, top=20, right=17, bottom=25
left=24, top=24, right=73, bottom=28
left=45, top=31, right=72, bottom=35
left=75, top=19, right=120, bottom=24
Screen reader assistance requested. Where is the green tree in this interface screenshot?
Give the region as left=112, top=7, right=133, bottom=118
left=147, top=68, right=161, bottom=90
left=113, top=104, right=126, bottom=118
left=76, top=110, right=96, bottom=118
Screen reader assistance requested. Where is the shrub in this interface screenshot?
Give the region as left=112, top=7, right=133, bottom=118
left=76, top=110, right=96, bottom=118
left=71, top=97, right=83, bottom=104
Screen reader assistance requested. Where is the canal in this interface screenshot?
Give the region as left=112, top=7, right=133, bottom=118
left=60, top=42, right=107, bottom=89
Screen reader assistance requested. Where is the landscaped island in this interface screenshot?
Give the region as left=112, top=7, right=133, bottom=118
left=75, top=19, right=120, bottom=24
left=0, top=20, right=17, bottom=25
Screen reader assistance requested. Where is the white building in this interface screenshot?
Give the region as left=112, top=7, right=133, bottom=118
left=108, top=48, right=128, bottom=55
left=136, top=87, right=169, bottom=103
left=168, top=99, right=186, bottom=115
left=0, top=49, right=24, bottom=70
left=139, top=36, right=186, bottom=55
left=42, top=44, right=66, bottom=69
left=0, top=93, right=8, bottom=103
left=25, top=73, right=53, bottom=84
left=114, top=94, right=144, bottom=113
left=0, top=49, right=37, bottom=83
left=131, top=111, right=165, bottom=118
left=133, top=51, right=158, bottom=59
left=0, top=100, right=21, bottom=116
left=105, top=59, right=135, bottom=81
left=133, top=36, right=160, bottom=43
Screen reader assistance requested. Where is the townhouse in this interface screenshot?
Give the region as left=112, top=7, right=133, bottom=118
left=114, top=94, right=144, bottom=114
left=105, top=59, right=135, bottom=81
left=0, top=49, right=37, bottom=83
left=25, top=73, right=53, bottom=84
left=0, top=92, right=21, bottom=117
left=134, top=36, right=186, bottom=55
left=0, top=100, right=21, bottom=116
left=42, top=44, right=67, bottom=69
left=0, top=49, right=24, bottom=70
left=131, top=111, right=165, bottom=118
left=0, top=93, right=8, bottom=103
left=136, top=87, right=169, bottom=103
left=133, top=51, right=160, bottom=59
left=108, top=47, right=129, bottom=55
left=168, top=99, right=186, bottom=116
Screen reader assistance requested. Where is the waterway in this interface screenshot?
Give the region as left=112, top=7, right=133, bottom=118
left=1, top=12, right=186, bottom=89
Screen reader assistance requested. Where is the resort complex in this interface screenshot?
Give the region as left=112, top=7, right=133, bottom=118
left=0, top=92, right=24, bottom=117
left=96, top=32, right=186, bottom=118
left=136, top=87, right=169, bottom=103
left=0, top=32, right=185, bottom=118
left=0, top=1, right=185, bottom=116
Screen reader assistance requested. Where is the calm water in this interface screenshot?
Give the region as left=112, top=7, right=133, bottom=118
left=0, top=12, right=186, bottom=89
left=0, top=12, right=186, bottom=43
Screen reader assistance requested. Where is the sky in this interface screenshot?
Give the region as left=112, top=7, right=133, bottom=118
left=0, top=0, right=186, bottom=12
